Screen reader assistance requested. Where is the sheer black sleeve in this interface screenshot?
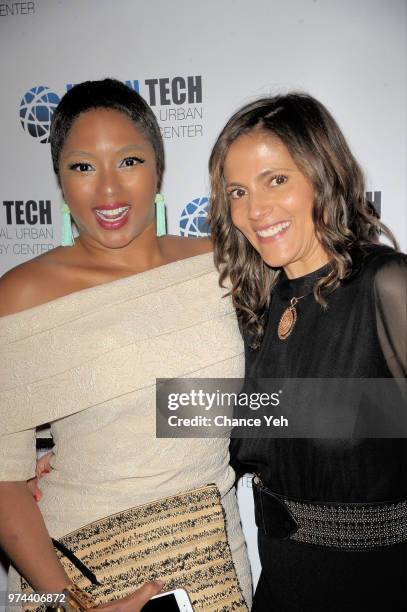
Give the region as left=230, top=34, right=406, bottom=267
left=229, top=341, right=256, bottom=479
left=374, top=253, right=407, bottom=377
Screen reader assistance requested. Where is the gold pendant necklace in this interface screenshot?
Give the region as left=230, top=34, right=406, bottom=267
left=277, top=295, right=306, bottom=340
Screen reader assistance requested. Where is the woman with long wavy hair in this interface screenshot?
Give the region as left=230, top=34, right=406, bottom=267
left=209, top=93, right=407, bottom=611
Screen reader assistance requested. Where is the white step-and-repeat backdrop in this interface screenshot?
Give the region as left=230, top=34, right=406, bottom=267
left=1, top=0, right=406, bottom=602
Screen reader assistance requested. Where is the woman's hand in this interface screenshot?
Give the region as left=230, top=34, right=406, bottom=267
left=93, top=581, right=164, bottom=611
left=27, top=451, right=54, bottom=502
left=25, top=457, right=163, bottom=610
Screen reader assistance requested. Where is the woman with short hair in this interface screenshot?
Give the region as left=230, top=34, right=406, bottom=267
left=0, top=78, right=251, bottom=612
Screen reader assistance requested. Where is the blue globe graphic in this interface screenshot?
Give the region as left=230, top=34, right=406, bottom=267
left=179, top=197, right=210, bottom=237
left=20, top=86, right=60, bottom=143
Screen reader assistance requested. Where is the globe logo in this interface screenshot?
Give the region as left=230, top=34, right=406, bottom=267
left=20, top=86, right=60, bottom=143
left=179, top=197, right=210, bottom=237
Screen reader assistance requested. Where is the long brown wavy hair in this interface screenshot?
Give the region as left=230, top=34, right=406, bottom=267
left=208, top=93, right=397, bottom=348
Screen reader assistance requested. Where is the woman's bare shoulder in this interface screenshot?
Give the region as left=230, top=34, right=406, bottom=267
left=0, top=248, right=69, bottom=316
left=160, top=235, right=213, bottom=260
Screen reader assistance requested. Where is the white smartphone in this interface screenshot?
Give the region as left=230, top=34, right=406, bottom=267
left=142, top=588, right=194, bottom=611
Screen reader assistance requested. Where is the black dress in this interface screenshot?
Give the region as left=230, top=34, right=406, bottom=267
left=231, top=244, right=407, bottom=611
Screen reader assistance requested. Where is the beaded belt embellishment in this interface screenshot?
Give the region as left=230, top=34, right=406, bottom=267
left=285, top=497, right=407, bottom=549
left=253, top=475, right=407, bottom=550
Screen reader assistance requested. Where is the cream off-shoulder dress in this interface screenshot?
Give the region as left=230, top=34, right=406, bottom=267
left=0, top=252, right=252, bottom=608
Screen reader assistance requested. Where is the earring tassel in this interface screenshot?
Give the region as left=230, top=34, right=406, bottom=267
left=60, top=203, right=75, bottom=247
left=155, top=194, right=167, bottom=237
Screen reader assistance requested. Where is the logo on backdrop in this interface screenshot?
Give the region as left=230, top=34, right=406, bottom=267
left=144, top=76, right=203, bottom=140
left=0, top=2, right=35, bottom=16
left=179, top=197, right=210, bottom=237
left=0, top=200, right=55, bottom=257
left=19, top=86, right=60, bottom=143
left=19, top=76, right=202, bottom=143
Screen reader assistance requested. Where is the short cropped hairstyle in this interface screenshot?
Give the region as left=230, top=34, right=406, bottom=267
left=209, top=93, right=396, bottom=347
left=50, top=78, right=164, bottom=189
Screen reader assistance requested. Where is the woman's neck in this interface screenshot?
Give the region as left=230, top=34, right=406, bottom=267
left=283, top=244, right=330, bottom=279
left=73, top=224, right=167, bottom=276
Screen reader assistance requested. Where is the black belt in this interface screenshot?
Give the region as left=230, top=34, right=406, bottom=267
left=253, top=475, right=407, bottom=550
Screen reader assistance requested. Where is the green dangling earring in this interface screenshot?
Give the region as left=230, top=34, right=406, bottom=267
left=60, top=203, right=75, bottom=247
left=155, top=193, right=167, bottom=237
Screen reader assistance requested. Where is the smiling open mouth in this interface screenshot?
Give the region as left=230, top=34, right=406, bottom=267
left=94, top=206, right=130, bottom=223
left=256, top=221, right=291, bottom=238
